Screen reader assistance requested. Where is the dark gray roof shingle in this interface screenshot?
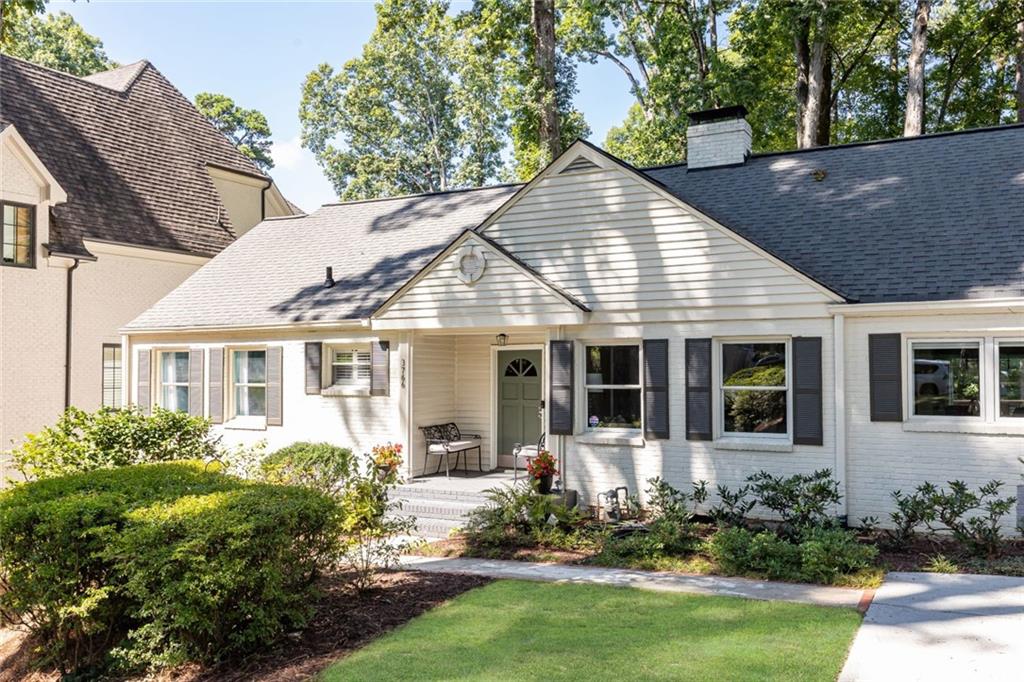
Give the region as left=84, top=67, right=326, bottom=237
left=125, top=185, right=520, bottom=330
left=646, top=124, right=1024, bottom=303
left=0, top=55, right=270, bottom=257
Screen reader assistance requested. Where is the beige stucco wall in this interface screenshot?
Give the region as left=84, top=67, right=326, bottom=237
left=208, top=168, right=293, bottom=237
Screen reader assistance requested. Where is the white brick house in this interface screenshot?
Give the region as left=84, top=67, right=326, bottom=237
left=122, top=107, right=1024, bottom=528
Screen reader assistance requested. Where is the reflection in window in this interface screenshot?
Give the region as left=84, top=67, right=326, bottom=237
left=159, top=351, right=190, bottom=412
left=585, top=345, right=641, bottom=429
left=233, top=350, right=266, bottom=417
left=999, top=345, right=1024, bottom=418
left=721, top=343, right=787, bottom=435
left=1, top=203, right=34, bottom=266
left=912, top=343, right=980, bottom=417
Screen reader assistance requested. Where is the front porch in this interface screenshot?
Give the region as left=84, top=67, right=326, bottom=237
left=390, top=469, right=521, bottom=538
left=407, top=330, right=550, bottom=479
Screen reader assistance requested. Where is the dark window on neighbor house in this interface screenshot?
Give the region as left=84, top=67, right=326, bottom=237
left=102, top=344, right=122, bottom=409
left=911, top=342, right=981, bottom=417
left=1, top=203, right=34, bottom=267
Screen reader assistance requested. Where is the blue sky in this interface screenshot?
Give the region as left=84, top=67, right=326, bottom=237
left=56, top=1, right=637, bottom=212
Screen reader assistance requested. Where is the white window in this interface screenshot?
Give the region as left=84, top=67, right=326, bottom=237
left=331, top=348, right=371, bottom=388
left=232, top=349, right=266, bottom=417
left=102, top=344, right=122, bottom=409
left=158, top=350, right=190, bottom=412
left=996, top=340, right=1024, bottom=420
left=720, top=341, right=789, bottom=437
left=910, top=341, right=982, bottom=418
left=584, top=344, right=641, bottom=430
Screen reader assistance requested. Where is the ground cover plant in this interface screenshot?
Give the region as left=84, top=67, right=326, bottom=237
left=321, top=580, right=862, bottom=682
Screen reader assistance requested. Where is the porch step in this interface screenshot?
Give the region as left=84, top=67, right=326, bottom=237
left=393, top=497, right=483, bottom=521
left=397, top=515, right=467, bottom=540
left=388, top=484, right=493, bottom=506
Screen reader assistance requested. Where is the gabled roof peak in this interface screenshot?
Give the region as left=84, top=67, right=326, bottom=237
left=80, top=60, right=150, bottom=91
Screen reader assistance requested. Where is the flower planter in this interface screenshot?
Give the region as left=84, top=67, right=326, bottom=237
left=537, top=474, right=554, bottom=495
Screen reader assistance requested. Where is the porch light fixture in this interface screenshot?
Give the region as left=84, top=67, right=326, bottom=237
left=496, top=333, right=508, bottom=346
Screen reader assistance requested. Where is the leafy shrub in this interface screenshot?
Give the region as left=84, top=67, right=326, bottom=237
left=888, top=486, right=936, bottom=545
left=465, top=480, right=584, bottom=549
left=0, top=462, right=341, bottom=674
left=925, top=554, right=959, bottom=574
left=261, top=441, right=354, bottom=493
left=214, top=438, right=268, bottom=480
left=746, top=469, right=842, bottom=532
left=745, top=530, right=803, bottom=580
left=798, top=528, right=877, bottom=583
left=11, top=406, right=215, bottom=480
left=707, top=526, right=755, bottom=574
left=708, top=484, right=756, bottom=527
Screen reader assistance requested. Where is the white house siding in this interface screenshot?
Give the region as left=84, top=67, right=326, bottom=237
left=844, top=313, right=1024, bottom=530
left=128, top=331, right=406, bottom=462
left=411, top=334, right=456, bottom=475
left=376, top=235, right=581, bottom=326
left=482, top=163, right=833, bottom=313
left=561, top=318, right=838, bottom=518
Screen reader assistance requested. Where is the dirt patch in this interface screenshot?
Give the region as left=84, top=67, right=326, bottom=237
left=876, top=537, right=1024, bottom=574
left=0, top=570, right=490, bottom=682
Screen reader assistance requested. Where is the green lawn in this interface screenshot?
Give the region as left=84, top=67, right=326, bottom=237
left=321, top=580, right=861, bottom=681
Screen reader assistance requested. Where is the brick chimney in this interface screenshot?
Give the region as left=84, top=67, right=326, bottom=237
left=686, top=105, right=752, bottom=169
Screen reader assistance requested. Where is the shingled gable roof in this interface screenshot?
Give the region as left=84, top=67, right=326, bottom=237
left=0, top=54, right=272, bottom=258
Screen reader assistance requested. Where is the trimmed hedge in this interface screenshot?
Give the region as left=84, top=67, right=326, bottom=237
left=0, top=462, right=342, bottom=674
left=260, top=441, right=354, bottom=493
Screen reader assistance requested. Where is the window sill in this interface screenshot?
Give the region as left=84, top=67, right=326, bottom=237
left=574, top=432, right=646, bottom=448
left=902, top=420, right=1024, bottom=437
left=321, top=385, right=371, bottom=397
left=713, top=437, right=793, bottom=453
left=223, top=416, right=267, bottom=431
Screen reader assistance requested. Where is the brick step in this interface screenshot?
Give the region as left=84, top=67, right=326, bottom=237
left=388, top=513, right=465, bottom=540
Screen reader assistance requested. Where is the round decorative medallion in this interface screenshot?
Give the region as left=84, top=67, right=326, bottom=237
left=455, top=244, right=486, bottom=285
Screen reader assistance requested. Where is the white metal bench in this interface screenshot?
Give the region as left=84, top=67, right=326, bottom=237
left=420, top=423, right=483, bottom=477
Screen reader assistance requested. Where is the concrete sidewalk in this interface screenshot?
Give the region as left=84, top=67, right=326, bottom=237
left=400, top=555, right=867, bottom=609
left=840, top=572, right=1024, bottom=681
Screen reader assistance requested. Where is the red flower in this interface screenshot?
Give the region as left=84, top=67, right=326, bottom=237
left=526, top=450, right=558, bottom=479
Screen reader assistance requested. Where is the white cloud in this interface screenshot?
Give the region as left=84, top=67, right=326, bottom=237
left=271, top=135, right=305, bottom=170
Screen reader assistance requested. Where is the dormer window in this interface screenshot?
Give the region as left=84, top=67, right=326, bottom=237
left=1, top=203, right=34, bottom=267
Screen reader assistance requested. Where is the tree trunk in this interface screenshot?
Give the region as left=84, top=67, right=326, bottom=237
left=532, top=0, right=561, bottom=163
left=817, top=48, right=833, bottom=146
left=795, top=17, right=811, bottom=147
left=903, top=0, right=931, bottom=137
left=1016, top=15, right=1024, bottom=123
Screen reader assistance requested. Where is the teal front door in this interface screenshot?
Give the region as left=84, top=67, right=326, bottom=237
left=498, top=350, right=543, bottom=456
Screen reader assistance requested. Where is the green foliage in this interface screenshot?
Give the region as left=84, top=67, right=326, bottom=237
left=11, top=406, right=216, bottom=481
left=1, top=5, right=116, bottom=75
left=746, top=469, right=843, bottom=533
left=0, top=462, right=342, bottom=674
left=925, top=553, right=960, bottom=574
left=194, top=92, right=275, bottom=171
left=261, top=441, right=355, bottom=494
left=465, top=480, right=584, bottom=549
left=709, top=484, right=756, bottom=527
left=891, top=480, right=1016, bottom=557
left=798, top=527, right=878, bottom=584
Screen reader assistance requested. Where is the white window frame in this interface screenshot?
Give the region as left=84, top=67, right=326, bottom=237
left=229, top=347, right=268, bottom=421
left=714, top=337, right=792, bottom=443
left=156, top=349, right=190, bottom=413
left=580, top=340, right=643, bottom=434
left=906, top=337, right=986, bottom=422
left=329, top=346, right=372, bottom=388
left=101, top=344, right=122, bottom=409
left=994, top=337, right=1024, bottom=423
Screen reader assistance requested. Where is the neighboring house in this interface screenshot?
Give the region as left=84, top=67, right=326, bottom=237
left=0, top=54, right=295, bottom=456
left=122, top=106, right=1024, bottom=527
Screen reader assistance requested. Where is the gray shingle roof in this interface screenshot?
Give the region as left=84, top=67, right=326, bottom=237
left=0, top=55, right=271, bottom=257
left=646, top=124, right=1024, bottom=303
left=125, top=185, right=520, bottom=330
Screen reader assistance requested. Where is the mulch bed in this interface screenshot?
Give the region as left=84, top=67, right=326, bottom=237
left=0, top=570, right=490, bottom=682
left=875, top=536, right=1024, bottom=574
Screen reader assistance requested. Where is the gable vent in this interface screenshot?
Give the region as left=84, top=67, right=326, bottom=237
left=559, top=156, right=599, bottom=174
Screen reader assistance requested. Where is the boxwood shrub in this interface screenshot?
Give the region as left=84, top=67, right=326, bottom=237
left=0, top=462, right=342, bottom=674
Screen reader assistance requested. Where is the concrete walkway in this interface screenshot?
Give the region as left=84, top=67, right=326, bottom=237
left=840, top=572, right=1024, bottom=681
left=400, top=555, right=867, bottom=609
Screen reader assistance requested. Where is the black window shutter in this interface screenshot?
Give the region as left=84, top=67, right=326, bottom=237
left=370, top=340, right=390, bottom=396
left=869, top=333, right=903, bottom=422
left=188, top=349, right=204, bottom=417
left=643, top=339, right=669, bottom=439
left=305, top=342, right=323, bottom=395
left=792, top=337, right=823, bottom=445
left=266, top=346, right=283, bottom=426
left=136, top=349, right=151, bottom=415
left=685, top=338, right=712, bottom=441
left=549, top=340, right=574, bottom=435
left=208, top=348, right=224, bottom=424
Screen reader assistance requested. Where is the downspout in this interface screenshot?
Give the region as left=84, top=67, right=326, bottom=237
left=64, top=258, right=81, bottom=410
left=260, top=182, right=268, bottom=222
left=833, top=313, right=848, bottom=524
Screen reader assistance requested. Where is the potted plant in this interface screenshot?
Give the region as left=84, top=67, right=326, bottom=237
left=526, top=449, right=559, bottom=495
left=371, top=442, right=403, bottom=482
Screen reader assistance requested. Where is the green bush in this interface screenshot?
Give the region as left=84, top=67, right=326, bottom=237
left=260, top=441, right=354, bottom=493
left=746, top=530, right=803, bottom=581
left=746, top=469, right=842, bottom=533
left=11, top=406, right=216, bottom=480
left=0, top=462, right=341, bottom=674
left=465, top=481, right=584, bottom=549
left=798, top=528, right=877, bottom=583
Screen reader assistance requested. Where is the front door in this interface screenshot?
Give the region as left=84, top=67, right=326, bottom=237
left=497, top=350, right=543, bottom=456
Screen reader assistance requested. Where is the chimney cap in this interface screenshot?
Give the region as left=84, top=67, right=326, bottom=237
left=687, top=105, right=748, bottom=125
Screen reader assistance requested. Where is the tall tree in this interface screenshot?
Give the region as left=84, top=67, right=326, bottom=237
left=1017, top=10, right=1024, bottom=121
left=194, top=93, right=275, bottom=172
left=300, top=0, right=506, bottom=200
left=1, top=5, right=115, bottom=76
left=0, top=0, right=45, bottom=43
left=904, top=0, right=932, bottom=135
left=532, top=0, right=562, bottom=162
